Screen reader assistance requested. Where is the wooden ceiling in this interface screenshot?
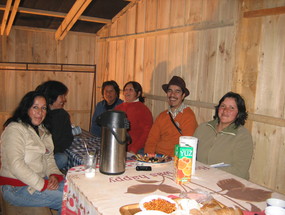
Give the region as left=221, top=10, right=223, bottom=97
left=0, top=0, right=133, bottom=40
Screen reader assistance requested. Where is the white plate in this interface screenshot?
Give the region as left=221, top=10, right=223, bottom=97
left=135, top=210, right=168, bottom=215
left=139, top=195, right=178, bottom=213
left=266, top=198, right=285, bottom=208
left=265, top=206, right=285, bottom=215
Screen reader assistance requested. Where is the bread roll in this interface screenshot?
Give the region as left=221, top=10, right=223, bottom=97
left=190, top=208, right=203, bottom=215
left=200, top=199, right=243, bottom=215
left=211, top=207, right=243, bottom=215
left=234, top=208, right=243, bottom=215
left=200, top=199, right=223, bottom=214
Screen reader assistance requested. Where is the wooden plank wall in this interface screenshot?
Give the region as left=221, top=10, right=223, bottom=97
left=97, top=0, right=238, bottom=120
left=96, top=0, right=285, bottom=194
left=0, top=27, right=96, bottom=133
left=237, top=0, right=285, bottom=194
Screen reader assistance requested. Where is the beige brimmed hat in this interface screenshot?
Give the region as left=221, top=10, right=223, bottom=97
left=162, top=76, right=190, bottom=97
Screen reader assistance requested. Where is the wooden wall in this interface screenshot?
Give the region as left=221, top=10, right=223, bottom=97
left=238, top=0, right=285, bottom=194
left=0, top=0, right=284, bottom=195
left=0, top=27, right=96, bottom=133
left=95, top=0, right=285, bottom=194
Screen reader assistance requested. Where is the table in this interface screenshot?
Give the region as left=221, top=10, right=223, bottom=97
left=61, top=159, right=285, bottom=215
left=65, top=130, right=101, bottom=170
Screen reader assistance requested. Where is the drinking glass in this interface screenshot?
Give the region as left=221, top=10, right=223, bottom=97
left=84, top=154, right=96, bottom=178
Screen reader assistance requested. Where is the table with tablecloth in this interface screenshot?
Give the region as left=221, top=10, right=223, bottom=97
left=61, top=159, right=285, bottom=215
left=65, top=130, right=101, bottom=170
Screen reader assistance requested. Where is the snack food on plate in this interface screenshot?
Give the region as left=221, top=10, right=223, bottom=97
left=139, top=195, right=178, bottom=214
left=176, top=198, right=201, bottom=212
left=200, top=200, right=243, bottom=215
left=135, top=210, right=168, bottom=215
left=143, top=198, right=176, bottom=213
left=200, top=200, right=223, bottom=214
left=176, top=198, right=242, bottom=215
left=137, top=194, right=242, bottom=215
left=189, top=209, right=203, bottom=215
left=134, top=154, right=172, bottom=163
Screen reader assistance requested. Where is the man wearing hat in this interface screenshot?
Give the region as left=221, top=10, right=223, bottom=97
left=144, top=76, right=198, bottom=157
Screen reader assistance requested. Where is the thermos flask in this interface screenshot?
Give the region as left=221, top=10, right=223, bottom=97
left=96, top=110, right=130, bottom=175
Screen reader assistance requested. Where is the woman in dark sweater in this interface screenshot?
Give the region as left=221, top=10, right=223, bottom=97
left=36, top=80, right=74, bottom=170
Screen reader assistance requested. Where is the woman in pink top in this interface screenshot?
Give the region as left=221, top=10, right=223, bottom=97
left=115, top=81, right=153, bottom=154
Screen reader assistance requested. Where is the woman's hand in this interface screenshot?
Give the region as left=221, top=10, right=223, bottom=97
left=47, top=175, right=59, bottom=190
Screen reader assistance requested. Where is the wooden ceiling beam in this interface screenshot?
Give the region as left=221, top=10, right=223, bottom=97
left=5, top=0, right=21, bottom=35
left=0, top=0, right=13, bottom=35
left=244, top=6, right=285, bottom=18
left=55, top=0, right=92, bottom=41
left=0, top=5, right=111, bottom=24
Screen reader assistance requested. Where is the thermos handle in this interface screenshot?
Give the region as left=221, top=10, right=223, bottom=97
left=109, top=127, right=131, bottom=145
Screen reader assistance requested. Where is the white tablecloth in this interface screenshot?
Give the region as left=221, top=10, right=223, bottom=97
left=61, top=161, right=285, bottom=215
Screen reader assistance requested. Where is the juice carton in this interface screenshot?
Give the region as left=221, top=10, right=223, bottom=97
left=179, top=136, right=198, bottom=175
left=174, top=145, right=193, bottom=184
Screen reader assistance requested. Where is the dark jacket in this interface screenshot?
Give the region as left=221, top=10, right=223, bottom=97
left=49, top=108, right=74, bottom=153
left=91, top=98, right=123, bottom=137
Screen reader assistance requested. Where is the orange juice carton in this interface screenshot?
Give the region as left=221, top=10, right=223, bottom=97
left=174, top=145, right=193, bottom=184
left=179, top=136, right=198, bottom=174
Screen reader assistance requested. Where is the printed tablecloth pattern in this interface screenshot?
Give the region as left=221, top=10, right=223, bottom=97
left=61, top=161, right=285, bottom=215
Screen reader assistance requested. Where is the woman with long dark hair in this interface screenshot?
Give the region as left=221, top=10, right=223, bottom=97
left=0, top=91, right=64, bottom=214
left=115, top=81, right=153, bottom=154
left=194, top=92, right=253, bottom=179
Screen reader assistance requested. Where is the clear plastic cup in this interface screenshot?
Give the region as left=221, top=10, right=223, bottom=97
left=84, top=154, right=96, bottom=178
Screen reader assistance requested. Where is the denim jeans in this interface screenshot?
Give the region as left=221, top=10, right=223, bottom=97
left=2, top=180, right=65, bottom=215
left=54, top=152, right=68, bottom=170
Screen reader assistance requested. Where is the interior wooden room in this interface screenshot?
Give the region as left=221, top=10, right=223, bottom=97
left=0, top=0, right=285, bottom=212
